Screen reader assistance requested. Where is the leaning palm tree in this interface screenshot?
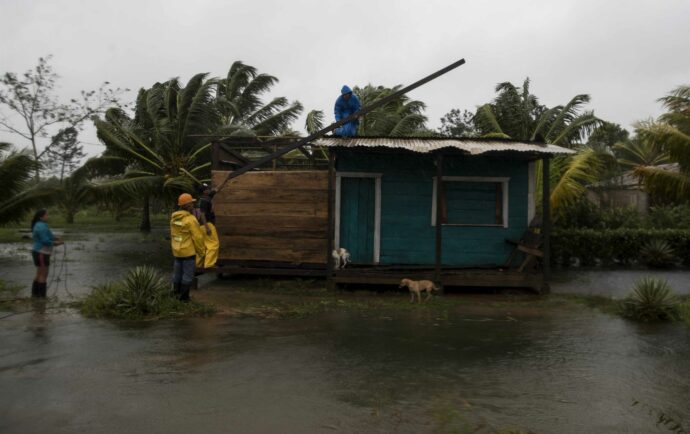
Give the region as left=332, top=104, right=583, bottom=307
left=215, top=61, right=303, bottom=137
left=90, top=73, right=220, bottom=230
left=354, top=84, right=431, bottom=136
left=474, top=78, right=601, bottom=146
left=634, top=85, right=690, bottom=202
left=614, top=138, right=670, bottom=172
left=474, top=78, right=605, bottom=216
left=0, top=142, right=53, bottom=225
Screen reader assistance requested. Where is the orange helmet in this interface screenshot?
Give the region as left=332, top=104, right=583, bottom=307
left=177, top=193, right=195, bottom=206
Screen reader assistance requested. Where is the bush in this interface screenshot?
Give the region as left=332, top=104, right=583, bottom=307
left=647, top=205, right=690, bottom=229
left=619, top=278, right=680, bottom=322
left=556, top=201, right=690, bottom=230
left=80, top=266, right=213, bottom=320
left=640, top=239, right=677, bottom=268
left=551, top=228, right=690, bottom=267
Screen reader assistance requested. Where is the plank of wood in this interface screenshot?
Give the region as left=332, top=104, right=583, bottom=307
left=213, top=202, right=327, bottom=218
left=216, top=224, right=327, bottom=239
left=219, top=235, right=327, bottom=251
left=216, top=214, right=326, bottom=230
left=214, top=188, right=329, bottom=204
left=219, top=246, right=326, bottom=264
left=212, top=170, right=327, bottom=191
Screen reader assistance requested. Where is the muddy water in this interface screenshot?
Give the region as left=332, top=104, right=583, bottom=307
left=2, top=231, right=690, bottom=432
left=0, top=231, right=171, bottom=297
left=2, top=300, right=690, bottom=433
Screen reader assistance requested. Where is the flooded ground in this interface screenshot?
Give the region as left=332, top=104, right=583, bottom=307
left=1, top=229, right=690, bottom=433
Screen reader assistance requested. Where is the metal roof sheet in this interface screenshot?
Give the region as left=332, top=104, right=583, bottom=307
left=312, top=137, right=575, bottom=155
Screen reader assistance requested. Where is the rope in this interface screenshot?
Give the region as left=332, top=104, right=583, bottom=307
left=47, top=243, right=73, bottom=299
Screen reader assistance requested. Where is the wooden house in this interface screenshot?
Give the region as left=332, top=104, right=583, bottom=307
left=211, top=137, right=573, bottom=292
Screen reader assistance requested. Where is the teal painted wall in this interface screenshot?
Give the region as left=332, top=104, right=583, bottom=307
left=336, top=151, right=531, bottom=266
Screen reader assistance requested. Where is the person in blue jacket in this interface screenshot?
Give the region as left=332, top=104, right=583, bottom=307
left=30, top=209, right=63, bottom=298
left=334, top=85, right=361, bottom=136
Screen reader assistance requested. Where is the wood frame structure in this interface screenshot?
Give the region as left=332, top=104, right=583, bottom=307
left=211, top=142, right=554, bottom=294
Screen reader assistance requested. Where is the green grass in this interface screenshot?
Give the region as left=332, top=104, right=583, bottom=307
left=1, top=208, right=169, bottom=238
left=0, top=278, right=23, bottom=302
left=679, top=297, right=690, bottom=326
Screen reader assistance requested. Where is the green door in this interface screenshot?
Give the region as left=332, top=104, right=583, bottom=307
left=339, top=177, right=376, bottom=264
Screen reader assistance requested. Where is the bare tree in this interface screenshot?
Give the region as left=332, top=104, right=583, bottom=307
left=0, top=56, right=127, bottom=179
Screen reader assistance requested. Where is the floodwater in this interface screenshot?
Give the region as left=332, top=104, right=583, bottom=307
left=1, top=230, right=690, bottom=433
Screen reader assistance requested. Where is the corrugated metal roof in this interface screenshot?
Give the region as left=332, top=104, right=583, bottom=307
left=312, top=137, right=575, bottom=155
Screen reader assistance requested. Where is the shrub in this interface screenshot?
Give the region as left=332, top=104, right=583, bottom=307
left=619, top=278, right=680, bottom=322
left=80, top=266, right=213, bottom=320
left=647, top=205, right=690, bottom=229
left=551, top=228, right=690, bottom=267
left=639, top=239, right=677, bottom=268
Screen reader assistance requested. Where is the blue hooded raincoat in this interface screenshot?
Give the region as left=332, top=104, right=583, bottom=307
left=334, top=85, right=361, bottom=136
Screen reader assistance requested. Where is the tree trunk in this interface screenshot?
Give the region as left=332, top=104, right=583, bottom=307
left=139, top=195, right=151, bottom=233
left=31, top=134, right=40, bottom=181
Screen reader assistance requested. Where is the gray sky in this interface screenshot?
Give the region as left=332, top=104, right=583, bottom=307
left=1, top=0, right=689, bottom=158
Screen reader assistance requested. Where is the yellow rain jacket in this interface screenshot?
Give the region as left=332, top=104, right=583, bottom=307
left=170, top=210, right=206, bottom=258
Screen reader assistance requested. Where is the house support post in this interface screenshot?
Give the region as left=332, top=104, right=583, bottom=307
left=435, top=153, right=444, bottom=289
left=541, top=156, right=551, bottom=293
left=326, top=150, right=336, bottom=290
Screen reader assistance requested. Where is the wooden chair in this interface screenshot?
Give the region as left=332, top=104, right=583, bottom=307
left=504, top=217, right=543, bottom=272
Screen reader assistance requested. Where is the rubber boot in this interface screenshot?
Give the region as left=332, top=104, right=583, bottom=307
left=179, top=284, right=191, bottom=302
left=172, top=282, right=181, bottom=299
left=35, top=282, right=47, bottom=298
left=192, top=277, right=198, bottom=291
left=31, top=281, right=40, bottom=298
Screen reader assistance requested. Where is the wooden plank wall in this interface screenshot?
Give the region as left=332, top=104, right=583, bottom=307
left=211, top=170, right=329, bottom=264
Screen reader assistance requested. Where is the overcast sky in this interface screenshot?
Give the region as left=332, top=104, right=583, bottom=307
left=1, top=0, right=689, bottom=158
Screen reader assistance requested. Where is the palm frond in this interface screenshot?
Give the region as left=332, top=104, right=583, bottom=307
left=636, top=121, right=690, bottom=168
left=635, top=166, right=690, bottom=202
left=305, top=110, right=325, bottom=135
left=550, top=147, right=605, bottom=214
left=475, top=104, right=505, bottom=136
left=251, top=101, right=303, bottom=136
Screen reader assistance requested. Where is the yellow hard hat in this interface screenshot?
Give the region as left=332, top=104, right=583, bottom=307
left=177, top=193, right=195, bottom=206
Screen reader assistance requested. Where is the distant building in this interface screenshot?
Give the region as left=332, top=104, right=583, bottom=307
left=586, top=164, right=679, bottom=213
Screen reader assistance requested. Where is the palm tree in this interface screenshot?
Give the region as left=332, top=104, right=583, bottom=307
left=354, top=84, right=430, bottom=136
left=614, top=138, right=670, bottom=172
left=90, top=73, right=220, bottom=230
left=474, top=78, right=601, bottom=146
left=0, top=142, right=53, bottom=225
left=216, top=61, right=303, bottom=137
left=634, top=85, right=690, bottom=202
left=473, top=78, right=605, bottom=216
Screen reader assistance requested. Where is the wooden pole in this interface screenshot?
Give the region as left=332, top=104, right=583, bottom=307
left=435, top=153, right=444, bottom=287
left=217, top=58, right=466, bottom=189
left=326, top=150, right=336, bottom=290
left=541, top=156, right=551, bottom=292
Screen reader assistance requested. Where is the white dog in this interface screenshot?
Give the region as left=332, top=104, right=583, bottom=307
left=331, top=248, right=351, bottom=270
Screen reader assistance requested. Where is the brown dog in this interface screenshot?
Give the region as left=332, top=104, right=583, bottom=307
left=399, top=278, right=440, bottom=303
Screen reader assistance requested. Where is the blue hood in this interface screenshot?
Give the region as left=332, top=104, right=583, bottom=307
left=341, top=85, right=353, bottom=95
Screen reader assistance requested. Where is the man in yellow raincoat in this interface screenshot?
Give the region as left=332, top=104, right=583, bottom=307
left=170, top=193, right=206, bottom=301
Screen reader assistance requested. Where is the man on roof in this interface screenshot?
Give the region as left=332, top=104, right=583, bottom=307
left=334, top=85, right=361, bottom=136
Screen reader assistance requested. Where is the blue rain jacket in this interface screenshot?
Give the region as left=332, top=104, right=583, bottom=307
left=32, top=221, right=54, bottom=252
left=334, top=85, right=361, bottom=136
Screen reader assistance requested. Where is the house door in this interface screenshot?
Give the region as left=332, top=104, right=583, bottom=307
left=339, top=177, right=376, bottom=264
